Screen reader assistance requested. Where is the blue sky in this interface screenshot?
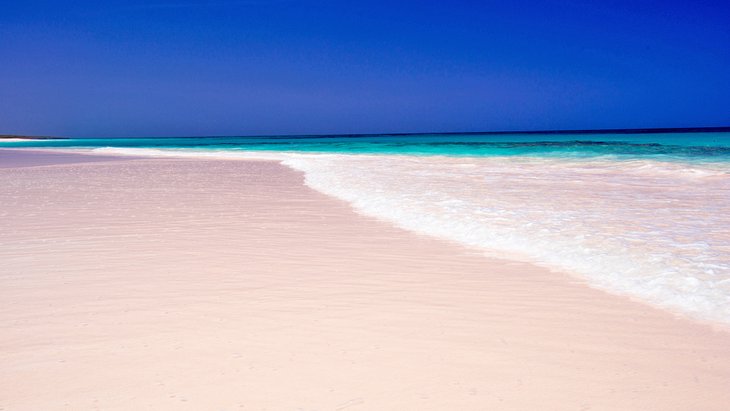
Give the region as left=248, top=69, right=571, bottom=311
left=1, top=0, right=729, bottom=137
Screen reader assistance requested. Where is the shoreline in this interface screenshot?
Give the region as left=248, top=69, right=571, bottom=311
left=1, top=149, right=729, bottom=409
left=3, top=147, right=730, bottom=331
left=15, top=147, right=730, bottom=330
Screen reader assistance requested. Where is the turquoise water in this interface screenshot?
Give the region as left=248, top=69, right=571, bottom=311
left=4, top=131, right=730, bottom=161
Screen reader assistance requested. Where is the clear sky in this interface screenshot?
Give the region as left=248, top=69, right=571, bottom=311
left=1, top=0, right=729, bottom=137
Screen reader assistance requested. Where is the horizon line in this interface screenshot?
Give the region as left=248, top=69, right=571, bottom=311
left=3, top=126, right=730, bottom=140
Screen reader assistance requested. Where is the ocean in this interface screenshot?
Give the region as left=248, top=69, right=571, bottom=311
left=4, top=130, right=730, bottom=324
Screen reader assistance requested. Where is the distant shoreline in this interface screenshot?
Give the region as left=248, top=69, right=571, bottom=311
left=0, top=135, right=66, bottom=140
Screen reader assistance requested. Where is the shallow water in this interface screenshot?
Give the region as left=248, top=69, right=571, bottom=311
left=282, top=153, right=730, bottom=324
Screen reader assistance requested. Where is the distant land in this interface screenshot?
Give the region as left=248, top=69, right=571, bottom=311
left=0, top=135, right=65, bottom=140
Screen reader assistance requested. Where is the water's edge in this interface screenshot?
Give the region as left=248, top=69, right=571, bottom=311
left=4, top=145, right=729, bottom=328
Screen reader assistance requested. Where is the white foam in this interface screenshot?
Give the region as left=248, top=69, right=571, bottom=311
left=92, top=147, right=730, bottom=325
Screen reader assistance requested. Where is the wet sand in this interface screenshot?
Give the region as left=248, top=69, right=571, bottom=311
left=0, top=149, right=134, bottom=168
left=1, top=150, right=729, bottom=410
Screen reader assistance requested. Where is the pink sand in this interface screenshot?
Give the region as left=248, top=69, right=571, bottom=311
left=0, top=149, right=134, bottom=168
left=1, top=151, right=729, bottom=410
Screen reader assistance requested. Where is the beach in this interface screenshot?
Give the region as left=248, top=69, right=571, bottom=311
left=1, top=149, right=730, bottom=410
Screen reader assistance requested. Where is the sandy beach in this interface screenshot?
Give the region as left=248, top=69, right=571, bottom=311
left=1, top=149, right=729, bottom=410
